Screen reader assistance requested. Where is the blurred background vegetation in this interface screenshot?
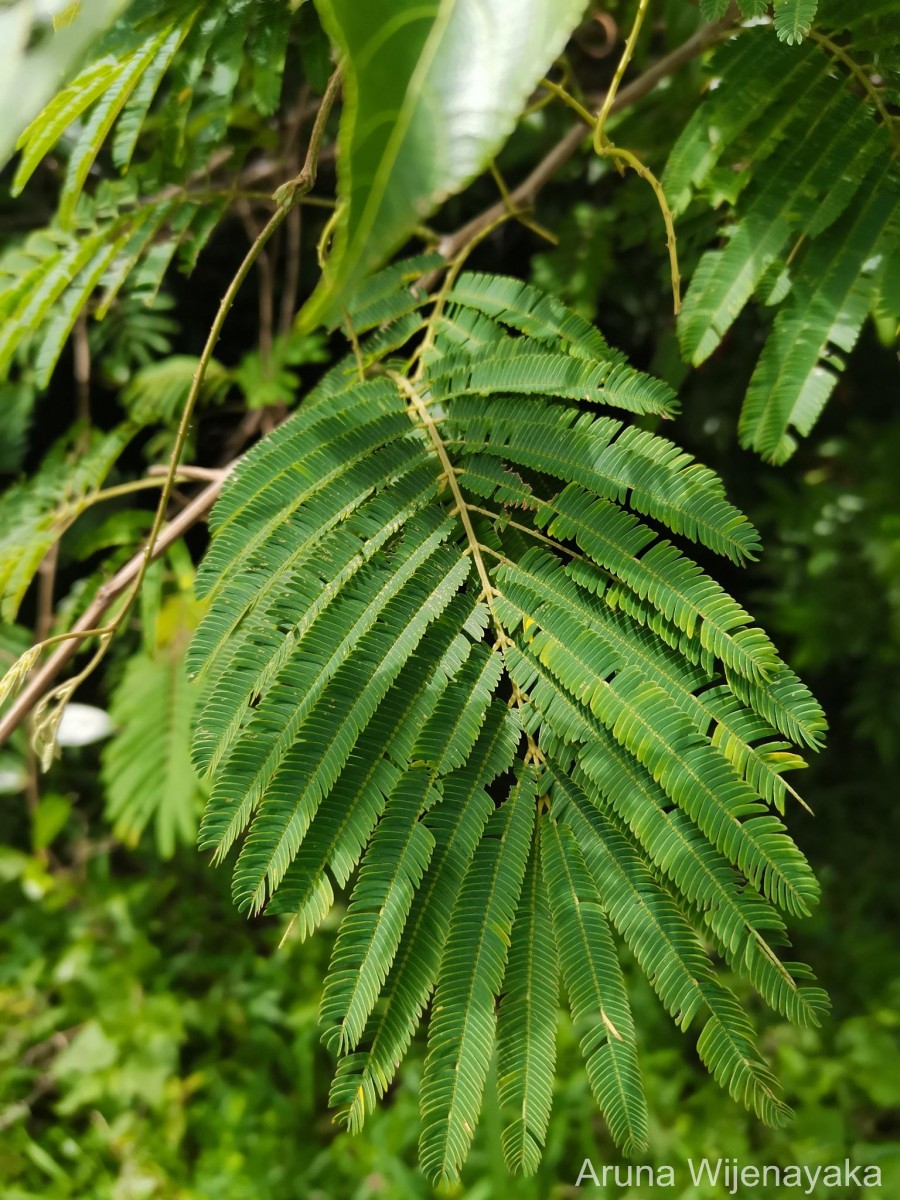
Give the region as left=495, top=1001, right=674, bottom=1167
left=1, top=1, right=898, bottom=1196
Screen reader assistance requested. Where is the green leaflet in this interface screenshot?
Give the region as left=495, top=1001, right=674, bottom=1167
left=233, top=549, right=469, bottom=910
left=560, top=759, right=826, bottom=1029
left=222, top=535, right=469, bottom=904
left=194, top=378, right=416, bottom=596
left=445, top=396, right=758, bottom=562
left=740, top=164, right=899, bottom=462
left=497, top=841, right=558, bottom=1175
left=319, top=642, right=507, bottom=1055
left=191, top=470, right=441, bottom=779
left=300, top=0, right=589, bottom=328
left=540, top=816, right=648, bottom=1156
left=497, top=549, right=808, bottom=810
left=429, top=345, right=677, bottom=417
left=447, top=271, right=617, bottom=360
left=579, top=666, right=817, bottom=917
left=498, top=582, right=826, bottom=1029
left=330, top=704, right=518, bottom=1132
left=191, top=268, right=827, bottom=1176
left=550, top=769, right=796, bottom=1126
left=413, top=643, right=504, bottom=773
left=775, top=0, right=820, bottom=42
left=345, top=253, right=445, bottom=334
left=319, top=767, right=438, bottom=1055
left=122, top=356, right=230, bottom=426
left=538, top=485, right=781, bottom=679
left=667, top=21, right=900, bottom=459
left=418, top=770, right=537, bottom=1184
left=662, top=39, right=824, bottom=219
left=264, top=594, right=484, bottom=930
left=57, top=29, right=178, bottom=228
left=679, top=82, right=870, bottom=365
left=102, top=645, right=203, bottom=859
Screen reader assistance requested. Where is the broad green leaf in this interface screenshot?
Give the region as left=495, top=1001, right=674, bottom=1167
left=301, top=0, right=588, bottom=328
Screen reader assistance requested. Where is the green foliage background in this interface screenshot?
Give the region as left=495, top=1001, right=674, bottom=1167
left=1, top=0, right=898, bottom=1196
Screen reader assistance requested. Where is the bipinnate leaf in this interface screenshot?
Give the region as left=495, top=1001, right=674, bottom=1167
left=191, top=266, right=828, bottom=1179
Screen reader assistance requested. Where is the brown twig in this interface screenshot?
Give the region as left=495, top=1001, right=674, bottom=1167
left=279, top=85, right=310, bottom=336
left=279, top=200, right=303, bottom=335
left=238, top=198, right=276, bottom=366
left=147, top=463, right=228, bottom=482
left=0, top=474, right=229, bottom=745
left=35, top=544, right=59, bottom=647
left=73, top=311, right=91, bottom=433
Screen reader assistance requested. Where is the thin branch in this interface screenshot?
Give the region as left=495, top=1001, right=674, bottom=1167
left=280, top=82, right=310, bottom=337
left=539, top=76, right=595, bottom=126
left=599, top=143, right=681, bottom=313
left=35, top=544, right=59, bottom=647
left=279, top=201, right=303, bottom=335
left=84, top=472, right=221, bottom=505
left=585, top=0, right=681, bottom=311
left=0, top=474, right=228, bottom=745
left=238, top=198, right=276, bottom=366
left=73, top=311, right=91, bottom=433
left=542, top=53, right=684, bottom=311
left=147, top=463, right=228, bottom=482
left=465, top=503, right=590, bottom=565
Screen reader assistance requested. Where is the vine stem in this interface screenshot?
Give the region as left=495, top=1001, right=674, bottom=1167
left=594, top=0, right=650, bottom=151
left=601, top=144, right=681, bottom=313
left=595, top=0, right=681, bottom=312
left=542, top=26, right=682, bottom=314
left=0, top=70, right=341, bottom=753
